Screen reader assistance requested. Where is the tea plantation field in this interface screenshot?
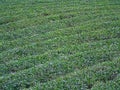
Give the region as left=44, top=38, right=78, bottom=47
left=0, top=0, right=120, bottom=90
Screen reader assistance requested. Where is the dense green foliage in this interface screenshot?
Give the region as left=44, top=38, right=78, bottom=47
left=0, top=0, right=120, bottom=90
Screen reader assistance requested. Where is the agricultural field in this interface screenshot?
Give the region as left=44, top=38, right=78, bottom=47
left=0, top=0, right=120, bottom=90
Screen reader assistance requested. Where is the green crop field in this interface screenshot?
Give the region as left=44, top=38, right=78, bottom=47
left=0, top=0, right=120, bottom=90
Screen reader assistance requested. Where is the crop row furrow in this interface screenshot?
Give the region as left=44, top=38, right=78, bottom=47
left=1, top=0, right=118, bottom=17
left=1, top=3, right=119, bottom=26
left=1, top=14, right=119, bottom=52
left=0, top=52, right=119, bottom=90
left=0, top=26, right=119, bottom=63
left=0, top=37, right=119, bottom=76
left=1, top=8, right=117, bottom=35
left=0, top=6, right=85, bottom=26
left=1, top=5, right=119, bottom=34
left=1, top=12, right=119, bottom=42
left=24, top=57, right=120, bottom=90
left=91, top=78, right=120, bottom=90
